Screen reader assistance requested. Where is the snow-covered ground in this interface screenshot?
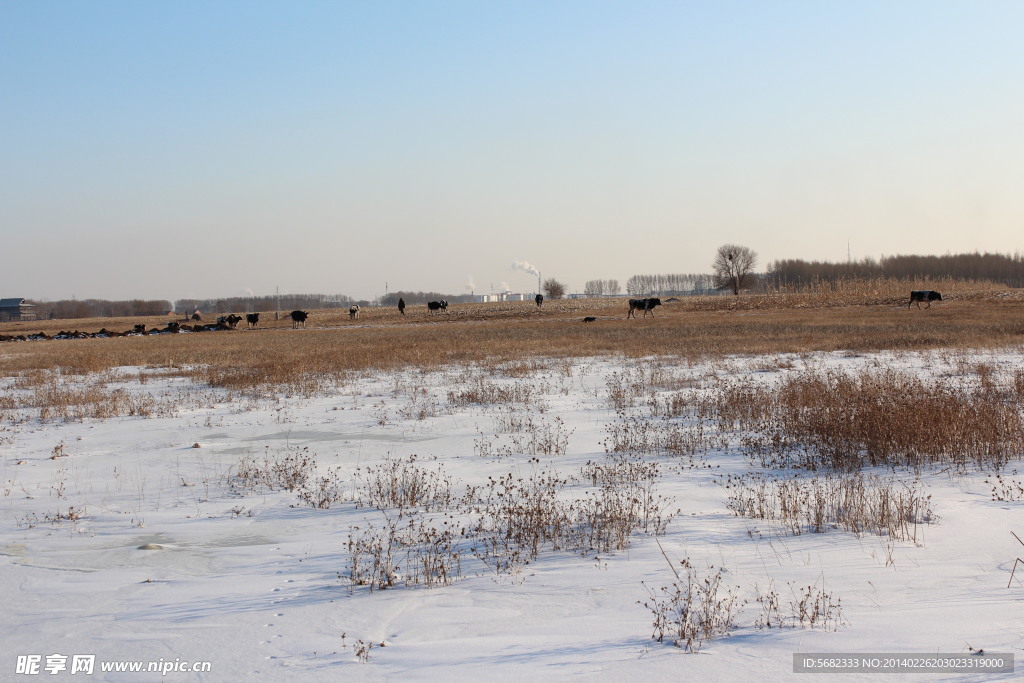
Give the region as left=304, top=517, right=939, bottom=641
left=1, top=349, right=1022, bottom=681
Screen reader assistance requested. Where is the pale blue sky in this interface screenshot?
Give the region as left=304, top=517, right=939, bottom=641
left=2, top=1, right=1022, bottom=302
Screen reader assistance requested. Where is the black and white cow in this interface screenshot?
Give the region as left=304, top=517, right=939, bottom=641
left=349, top=305, right=360, bottom=320
left=290, top=310, right=309, bottom=328
left=427, top=300, right=448, bottom=313
left=909, top=290, right=942, bottom=309
left=627, top=297, right=662, bottom=319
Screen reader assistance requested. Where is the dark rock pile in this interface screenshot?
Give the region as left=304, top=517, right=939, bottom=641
left=0, top=320, right=236, bottom=343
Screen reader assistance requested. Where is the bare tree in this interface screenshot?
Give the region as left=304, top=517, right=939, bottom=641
left=712, top=244, right=758, bottom=295
left=542, top=278, right=567, bottom=299
left=584, top=279, right=622, bottom=297
left=584, top=279, right=618, bottom=296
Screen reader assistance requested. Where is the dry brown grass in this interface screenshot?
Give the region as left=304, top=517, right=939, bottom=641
left=721, top=366, right=1024, bottom=471
left=724, top=472, right=934, bottom=541
left=3, top=284, right=1023, bottom=394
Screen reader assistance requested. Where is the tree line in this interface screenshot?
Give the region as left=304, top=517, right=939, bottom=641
left=766, top=252, right=1024, bottom=288
left=29, top=293, right=362, bottom=320
left=175, top=293, right=357, bottom=316
left=378, top=291, right=477, bottom=306
left=31, top=299, right=174, bottom=320
left=625, top=273, right=718, bottom=296
left=583, top=279, right=621, bottom=296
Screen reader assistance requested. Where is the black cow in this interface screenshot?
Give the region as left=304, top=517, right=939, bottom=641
left=225, top=314, right=242, bottom=328
left=246, top=313, right=260, bottom=328
left=627, top=298, right=662, bottom=319
left=427, top=300, right=448, bottom=313
left=535, top=294, right=544, bottom=308
left=582, top=316, right=597, bottom=323
left=290, top=310, right=309, bottom=328
left=909, top=290, right=942, bottom=309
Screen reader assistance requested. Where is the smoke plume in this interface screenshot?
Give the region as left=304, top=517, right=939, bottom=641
left=511, top=260, right=540, bottom=277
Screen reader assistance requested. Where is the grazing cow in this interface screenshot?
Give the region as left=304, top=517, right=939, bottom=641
left=627, top=298, right=662, bottom=319
left=191, top=312, right=202, bottom=322
left=290, top=310, right=309, bottom=328
left=225, top=314, right=242, bottom=328
left=398, top=298, right=406, bottom=315
left=582, top=316, right=597, bottom=323
left=535, top=294, right=544, bottom=308
left=246, top=313, right=260, bottom=328
left=349, top=305, right=360, bottom=320
left=909, top=290, right=942, bottom=309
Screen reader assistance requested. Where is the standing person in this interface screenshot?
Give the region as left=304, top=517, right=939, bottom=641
left=398, top=298, right=406, bottom=315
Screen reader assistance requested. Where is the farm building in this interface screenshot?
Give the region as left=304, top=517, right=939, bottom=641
left=0, top=298, right=37, bottom=322
left=476, top=292, right=529, bottom=303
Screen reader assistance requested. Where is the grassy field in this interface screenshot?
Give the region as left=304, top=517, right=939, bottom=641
left=2, top=283, right=1023, bottom=389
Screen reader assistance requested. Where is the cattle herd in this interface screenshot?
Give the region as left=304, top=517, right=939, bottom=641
left=0, top=291, right=945, bottom=344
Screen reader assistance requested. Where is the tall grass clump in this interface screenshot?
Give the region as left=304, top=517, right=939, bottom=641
left=729, top=368, right=1024, bottom=471
left=355, top=455, right=456, bottom=512
left=346, top=512, right=466, bottom=591
left=231, top=447, right=317, bottom=494
left=23, top=373, right=163, bottom=421
left=468, top=468, right=675, bottom=568
left=724, top=472, right=934, bottom=541
left=602, top=411, right=722, bottom=459
left=640, top=558, right=744, bottom=652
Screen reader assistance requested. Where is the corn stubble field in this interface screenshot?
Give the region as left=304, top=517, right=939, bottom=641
left=2, top=281, right=1023, bottom=679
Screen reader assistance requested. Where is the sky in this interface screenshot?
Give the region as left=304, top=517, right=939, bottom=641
left=2, top=1, right=1023, bottom=303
